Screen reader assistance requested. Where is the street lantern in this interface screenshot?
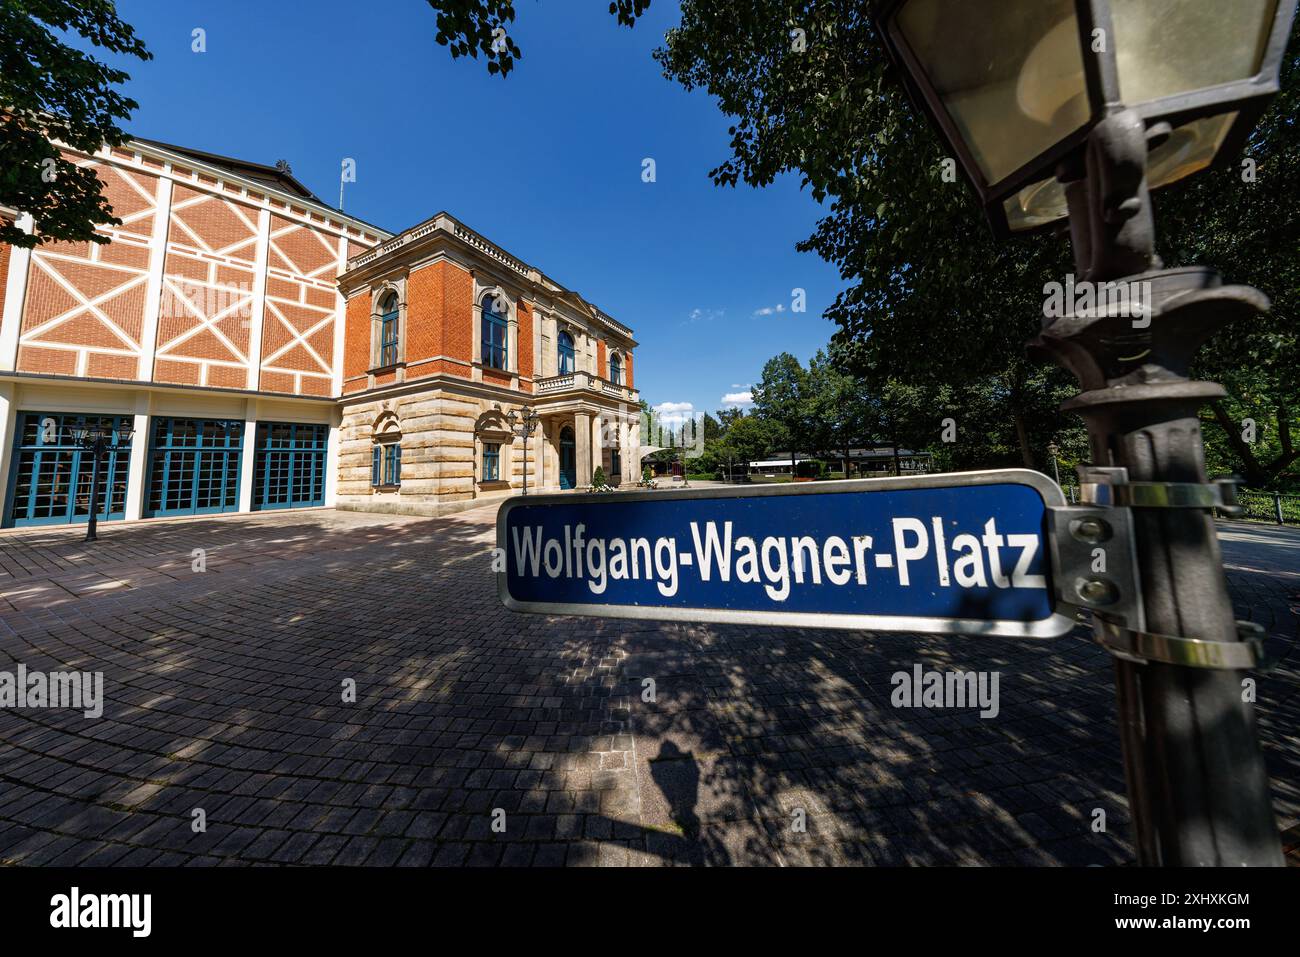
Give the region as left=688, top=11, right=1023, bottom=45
left=72, top=419, right=135, bottom=543
left=877, top=0, right=1298, bottom=235
left=874, top=1, right=1297, bottom=866
left=506, top=405, right=540, bottom=496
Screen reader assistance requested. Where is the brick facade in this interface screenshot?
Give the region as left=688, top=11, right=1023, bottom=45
left=7, top=145, right=381, bottom=395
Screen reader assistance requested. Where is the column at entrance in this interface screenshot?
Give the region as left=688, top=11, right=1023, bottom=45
left=621, top=417, right=636, bottom=484
left=574, top=411, right=591, bottom=490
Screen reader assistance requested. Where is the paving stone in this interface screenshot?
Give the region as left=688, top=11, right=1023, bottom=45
left=0, top=510, right=1293, bottom=868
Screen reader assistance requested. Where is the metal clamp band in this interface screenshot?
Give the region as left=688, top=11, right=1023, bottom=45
left=1079, top=469, right=1244, bottom=516
left=1096, top=620, right=1266, bottom=670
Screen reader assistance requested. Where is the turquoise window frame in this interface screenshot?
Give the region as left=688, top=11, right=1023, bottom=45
left=4, top=412, right=134, bottom=528
left=252, top=422, right=327, bottom=511
left=379, top=294, right=399, bottom=367
left=144, top=417, right=243, bottom=518
left=482, top=299, right=508, bottom=370
left=373, top=442, right=401, bottom=487
left=482, top=442, right=500, bottom=482
left=557, top=331, right=575, bottom=375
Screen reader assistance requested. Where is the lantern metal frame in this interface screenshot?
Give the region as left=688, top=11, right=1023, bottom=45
left=874, top=0, right=1299, bottom=236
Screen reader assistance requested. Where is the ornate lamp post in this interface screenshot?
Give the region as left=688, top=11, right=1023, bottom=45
left=70, top=419, right=135, bottom=543
left=874, top=0, right=1297, bottom=865
left=506, top=405, right=540, bottom=496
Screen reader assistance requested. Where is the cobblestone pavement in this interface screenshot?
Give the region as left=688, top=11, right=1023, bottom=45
left=0, top=508, right=1295, bottom=866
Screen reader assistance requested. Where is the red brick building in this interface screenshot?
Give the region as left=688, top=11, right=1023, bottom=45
left=0, top=138, right=639, bottom=528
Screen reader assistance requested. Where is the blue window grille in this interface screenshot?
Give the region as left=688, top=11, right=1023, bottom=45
left=379, top=293, right=399, bottom=367
left=609, top=352, right=622, bottom=385
left=482, top=296, right=508, bottom=370
left=482, top=443, right=500, bottom=482
left=252, top=422, right=327, bottom=510
left=145, top=418, right=243, bottom=517
left=5, top=412, right=133, bottom=528
left=557, top=331, right=575, bottom=375
left=373, top=443, right=401, bottom=487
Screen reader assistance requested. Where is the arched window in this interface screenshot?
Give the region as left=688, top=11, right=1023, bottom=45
left=609, top=351, right=622, bottom=385
left=557, top=330, right=575, bottom=375
left=481, top=293, right=508, bottom=370
left=370, top=412, right=402, bottom=489
left=378, top=292, right=400, bottom=367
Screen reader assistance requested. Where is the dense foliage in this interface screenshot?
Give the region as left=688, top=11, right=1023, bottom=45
left=1, top=0, right=150, bottom=248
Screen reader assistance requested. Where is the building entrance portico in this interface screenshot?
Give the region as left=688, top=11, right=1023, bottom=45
left=536, top=400, right=639, bottom=491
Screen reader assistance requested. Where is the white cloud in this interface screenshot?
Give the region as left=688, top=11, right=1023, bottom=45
left=721, top=391, right=753, bottom=407
left=751, top=303, right=787, bottom=318
left=685, top=307, right=725, bottom=324
left=653, top=401, right=696, bottom=427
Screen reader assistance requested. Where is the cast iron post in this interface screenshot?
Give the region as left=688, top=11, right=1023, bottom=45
left=1032, top=109, right=1283, bottom=865
left=84, top=435, right=104, bottom=543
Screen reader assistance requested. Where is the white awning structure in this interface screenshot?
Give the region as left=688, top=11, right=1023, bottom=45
left=639, top=447, right=669, bottom=458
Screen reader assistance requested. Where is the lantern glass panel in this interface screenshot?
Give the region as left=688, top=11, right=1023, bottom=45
left=897, top=0, right=1090, bottom=185
left=1002, top=109, right=1241, bottom=231
left=1146, top=110, right=1239, bottom=189
left=1112, top=0, right=1280, bottom=106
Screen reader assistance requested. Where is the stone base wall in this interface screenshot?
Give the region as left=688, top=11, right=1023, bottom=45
left=338, top=384, right=548, bottom=515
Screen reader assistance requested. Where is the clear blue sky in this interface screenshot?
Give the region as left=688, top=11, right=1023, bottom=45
left=109, top=0, right=844, bottom=420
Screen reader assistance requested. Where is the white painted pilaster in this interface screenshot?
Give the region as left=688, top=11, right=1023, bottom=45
left=246, top=208, right=271, bottom=391
left=0, top=213, right=35, bottom=372
left=123, top=392, right=152, bottom=521
left=136, top=175, right=173, bottom=380
left=0, top=383, right=18, bottom=517
left=237, top=398, right=258, bottom=513
left=332, top=235, right=348, bottom=398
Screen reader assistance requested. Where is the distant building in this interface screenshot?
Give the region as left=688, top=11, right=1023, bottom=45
left=748, top=447, right=932, bottom=478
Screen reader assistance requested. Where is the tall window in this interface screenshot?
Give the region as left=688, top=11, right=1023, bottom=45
left=481, top=294, right=508, bottom=370
left=371, top=442, right=401, bottom=487
left=609, top=352, right=622, bottom=385
left=482, top=442, right=500, bottom=482
left=557, top=330, right=575, bottom=375
left=379, top=293, right=399, bottom=367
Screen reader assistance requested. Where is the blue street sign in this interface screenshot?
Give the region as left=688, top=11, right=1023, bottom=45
left=497, top=469, right=1075, bottom=638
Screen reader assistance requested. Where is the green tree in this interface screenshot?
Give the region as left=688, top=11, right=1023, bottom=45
left=655, top=4, right=1300, bottom=488
left=701, top=411, right=724, bottom=444
left=717, top=413, right=782, bottom=472
left=426, top=0, right=649, bottom=76
left=717, top=406, right=745, bottom=432
left=751, top=352, right=808, bottom=473
left=806, top=346, right=876, bottom=475
left=1, top=0, right=151, bottom=248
